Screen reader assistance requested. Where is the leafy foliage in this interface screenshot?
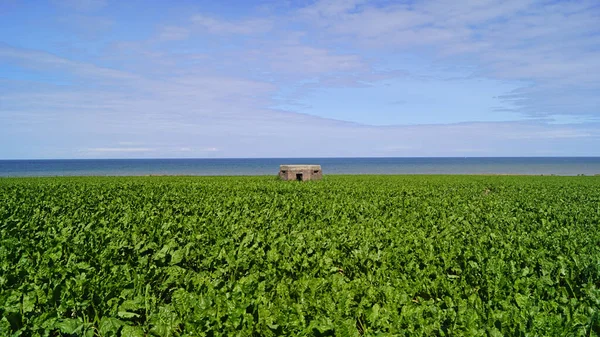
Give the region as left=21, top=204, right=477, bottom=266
left=1, top=175, right=599, bottom=336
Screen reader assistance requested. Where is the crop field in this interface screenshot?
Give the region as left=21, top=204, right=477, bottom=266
left=1, top=175, right=599, bottom=336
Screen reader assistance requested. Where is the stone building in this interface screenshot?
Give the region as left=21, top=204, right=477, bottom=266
left=279, top=165, right=322, bottom=181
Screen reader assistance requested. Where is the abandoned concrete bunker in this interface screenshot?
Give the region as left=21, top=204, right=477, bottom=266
left=279, top=165, right=322, bottom=181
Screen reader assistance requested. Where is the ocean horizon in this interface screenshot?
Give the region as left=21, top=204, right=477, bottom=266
left=1, top=157, right=600, bottom=177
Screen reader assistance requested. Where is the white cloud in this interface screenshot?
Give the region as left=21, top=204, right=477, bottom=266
left=2, top=1, right=599, bottom=158
left=56, top=14, right=114, bottom=36
left=0, top=46, right=137, bottom=81
left=52, top=0, right=107, bottom=12
left=157, top=26, right=190, bottom=41
left=191, top=14, right=272, bottom=35
left=261, top=45, right=365, bottom=75
left=298, top=0, right=367, bottom=18
left=85, top=147, right=155, bottom=153
left=294, top=0, right=600, bottom=119
left=78, top=146, right=219, bottom=157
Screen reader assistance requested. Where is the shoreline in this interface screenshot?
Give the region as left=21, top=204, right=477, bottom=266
left=2, top=158, right=600, bottom=177
left=1, top=173, right=599, bottom=178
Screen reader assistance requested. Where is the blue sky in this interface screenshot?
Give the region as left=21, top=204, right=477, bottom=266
left=1, top=0, right=599, bottom=158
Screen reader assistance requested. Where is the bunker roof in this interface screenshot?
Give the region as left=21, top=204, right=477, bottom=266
left=279, top=165, right=321, bottom=171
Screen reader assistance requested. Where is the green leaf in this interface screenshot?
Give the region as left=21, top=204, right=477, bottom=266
left=0, top=317, right=11, bottom=334
left=84, top=326, right=95, bottom=337
left=118, top=311, right=140, bottom=319
left=170, top=249, right=185, bottom=265
left=121, top=325, right=145, bottom=337
left=120, top=298, right=144, bottom=312
left=515, top=293, right=529, bottom=309
left=489, top=327, right=504, bottom=337
left=54, top=318, right=81, bottom=334
left=22, top=294, right=35, bottom=313
left=99, top=317, right=125, bottom=337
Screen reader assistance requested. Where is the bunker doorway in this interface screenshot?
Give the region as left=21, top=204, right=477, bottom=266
left=296, top=173, right=303, bottom=181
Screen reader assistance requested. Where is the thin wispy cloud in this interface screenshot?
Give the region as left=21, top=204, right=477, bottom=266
left=52, top=0, right=107, bottom=12
left=156, top=26, right=190, bottom=41
left=191, top=14, right=273, bottom=35
left=86, top=147, right=156, bottom=153
left=0, top=0, right=598, bottom=158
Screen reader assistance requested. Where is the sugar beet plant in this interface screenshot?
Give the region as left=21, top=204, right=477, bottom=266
left=0, top=175, right=599, bottom=336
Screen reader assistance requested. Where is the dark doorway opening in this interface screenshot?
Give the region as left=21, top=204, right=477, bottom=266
left=296, top=173, right=303, bottom=181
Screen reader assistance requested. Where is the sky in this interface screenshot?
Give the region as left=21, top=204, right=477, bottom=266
left=0, top=0, right=599, bottom=159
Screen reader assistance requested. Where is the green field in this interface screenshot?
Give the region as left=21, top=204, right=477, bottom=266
left=1, top=176, right=599, bottom=336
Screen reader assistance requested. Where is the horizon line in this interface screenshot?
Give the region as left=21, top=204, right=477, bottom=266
left=1, top=156, right=600, bottom=161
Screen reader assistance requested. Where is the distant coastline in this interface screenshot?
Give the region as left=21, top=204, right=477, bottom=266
left=1, top=157, right=600, bottom=177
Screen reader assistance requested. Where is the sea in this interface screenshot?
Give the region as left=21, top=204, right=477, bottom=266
left=0, top=157, right=599, bottom=177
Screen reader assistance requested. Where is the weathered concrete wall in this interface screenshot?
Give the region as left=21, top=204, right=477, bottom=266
left=279, top=165, right=322, bottom=181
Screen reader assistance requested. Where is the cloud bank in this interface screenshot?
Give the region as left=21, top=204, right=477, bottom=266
left=0, top=0, right=599, bottom=158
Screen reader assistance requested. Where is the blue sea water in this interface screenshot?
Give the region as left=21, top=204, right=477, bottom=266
left=0, top=158, right=599, bottom=177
